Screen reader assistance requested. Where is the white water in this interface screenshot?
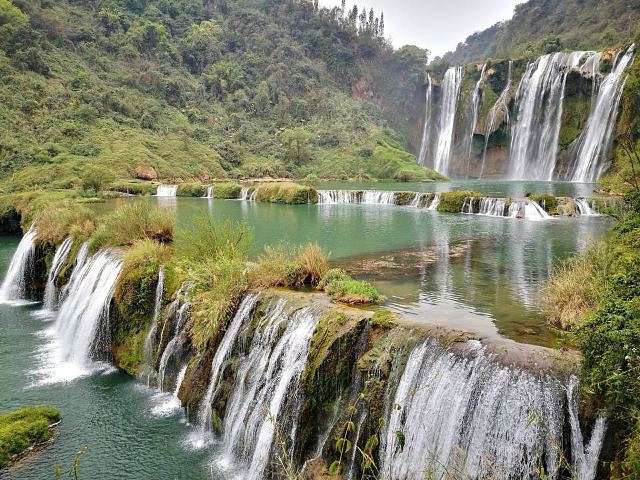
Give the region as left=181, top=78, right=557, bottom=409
left=510, top=52, right=595, bottom=180
left=466, top=64, right=487, bottom=174
left=508, top=199, right=552, bottom=221
left=0, top=225, right=37, bottom=305
left=204, top=186, right=214, bottom=198
left=316, top=190, right=396, bottom=205
left=143, top=266, right=165, bottom=371
left=211, top=300, right=318, bottom=479
left=433, top=66, right=464, bottom=176
left=462, top=197, right=507, bottom=217
left=380, top=340, right=605, bottom=480
left=158, top=302, right=189, bottom=390
left=571, top=45, right=636, bottom=182
left=192, top=293, right=260, bottom=446
left=59, top=242, right=89, bottom=302
left=149, top=364, right=188, bottom=417
left=417, top=74, right=433, bottom=167
left=33, top=251, right=122, bottom=383
left=240, top=187, right=251, bottom=201
left=157, top=185, right=178, bottom=197
left=575, top=198, right=599, bottom=216
left=480, top=61, right=513, bottom=178
left=42, top=237, right=74, bottom=311
left=427, top=193, right=440, bottom=211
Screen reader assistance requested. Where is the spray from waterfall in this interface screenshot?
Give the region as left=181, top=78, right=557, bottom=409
left=480, top=61, right=513, bottom=178
left=143, top=266, right=165, bottom=375
left=42, top=237, right=74, bottom=312
left=571, top=44, right=635, bottom=182
left=434, top=66, right=464, bottom=176
left=417, top=74, right=433, bottom=167
left=465, top=64, right=487, bottom=175
left=0, top=225, right=37, bottom=305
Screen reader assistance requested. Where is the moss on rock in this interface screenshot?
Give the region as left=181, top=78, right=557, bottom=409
left=253, top=182, right=317, bottom=204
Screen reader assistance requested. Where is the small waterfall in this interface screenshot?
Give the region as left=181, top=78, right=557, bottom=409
left=362, top=190, right=395, bottom=204
left=465, top=64, right=487, bottom=174
left=480, top=61, right=513, bottom=178
left=53, top=251, right=122, bottom=369
left=408, top=193, right=422, bottom=207
left=192, top=294, right=260, bottom=444
left=417, top=74, right=433, bottom=167
left=575, top=198, right=599, bottom=216
left=379, top=340, right=604, bottom=480
left=203, top=186, right=214, bottom=198
left=0, top=225, right=37, bottom=304
left=571, top=45, right=636, bottom=182
left=42, top=237, right=74, bottom=311
left=143, top=266, right=165, bottom=372
left=433, top=66, right=464, bottom=176
left=59, top=242, right=89, bottom=302
left=508, top=199, right=551, bottom=221
left=214, top=300, right=318, bottom=479
left=427, top=193, right=440, bottom=211
left=509, top=52, right=595, bottom=180
left=316, top=190, right=395, bottom=205
left=477, top=197, right=507, bottom=216
left=156, top=185, right=178, bottom=197
left=157, top=302, right=189, bottom=390
left=240, top=187, right=250, bottom=200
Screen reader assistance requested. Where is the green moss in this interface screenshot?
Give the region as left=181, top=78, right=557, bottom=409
left=253, top=182, right=317, bottom=204
left=437, top=191, right=478, bottom=213
left=211, top=182, right=242, bottom=199
left=113, top=329, right=146, bottom=375
left=369, top=309, right=398, bottom=328
left=0, top=406, right=61, bottom=468
left=370, top=138, right=446, bottom=182
left=177, top=182, right=206, bottom=197
left=393, top=191, right=418, bottom=206
left=318, top=269, right=381, bottom=305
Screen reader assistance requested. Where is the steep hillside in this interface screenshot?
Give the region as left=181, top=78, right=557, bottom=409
left=444, top=0, right=640, bottom=64
left=0, top=0, right=439, bottom=197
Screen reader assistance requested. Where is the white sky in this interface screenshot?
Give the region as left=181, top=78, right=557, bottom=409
left=318, top=0, right=525, bottom=58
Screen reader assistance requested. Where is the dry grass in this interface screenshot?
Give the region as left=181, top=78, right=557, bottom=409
left=248, top=243, right=329, bottom=289
left=543, top=241, right=609, bottom=330
left=33, top=202, right=95, bottom=245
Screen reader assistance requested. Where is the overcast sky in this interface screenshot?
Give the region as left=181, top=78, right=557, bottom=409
left=318, top=0, right=525, bottom=58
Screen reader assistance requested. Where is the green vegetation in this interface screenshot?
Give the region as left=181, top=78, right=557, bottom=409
left=528, top=193, right=558, bottom=214
left=436, top=191, right=475, bottom=213
left=32, top=202, right=95, bottom=245
left=210, top=182, right=242, bottom=199
left=248, top=243, right=329, bottom=289
left=176, top=182, right=206, bottom=197
left=445, top=0, right=638, bottom=64
left=253, top=182, right=317, bottom=205
left=318, top=268, right=380, bottom=305
left=0, top=406, right=61, bottom=468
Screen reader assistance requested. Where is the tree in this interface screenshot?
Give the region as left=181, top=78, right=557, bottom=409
left=80, top=165, right=115, bottom=193
left=281, top=128, right=312, bottom=165
left=180, top=20, right=223, bottom=74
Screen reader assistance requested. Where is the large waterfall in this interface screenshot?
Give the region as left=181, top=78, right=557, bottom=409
left=571, top=44, right=636, bottom=182
left=509, top=51, right=596, bottom=180
left=379, top=340, right=606, bottom=480
left=0, top=225, right=37, bottom=304
left=417, top=74, right=433, bottom=167
left=466, top=64, right=487, bottom=174
left=42, top=237, right=73, bottom=311
left=433, top=66, right=464, bottom=176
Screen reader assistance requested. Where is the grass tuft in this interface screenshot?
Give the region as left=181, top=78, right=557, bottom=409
left=318, top=269, right=381, bottom=305
left=248, top=243, right=329, bottom=289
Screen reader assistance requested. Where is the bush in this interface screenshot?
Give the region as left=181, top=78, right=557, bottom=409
left=253, top=182, right=317, bottom=204
left=318, top=269, right=380, bottom=305
left=248, top=243, right=328, bottom=289
left=177, top=182, right=206, bottom=197
left=0, top=406, right=61, bottom=467
left=89, top=202, right=174, bottom=251
left=80, top=165, right=116, bottom=193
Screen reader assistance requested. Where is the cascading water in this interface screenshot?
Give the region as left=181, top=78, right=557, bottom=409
left=417, top=74, right=433, bottom=167
left=465, top=64, right=487, bottom=174
left=575, top=198, right=599, bottom=216
left=59, top=242, right=88, bottom=302
left=157, top=302, right=189, bottom=390
left=143, top=266, right=165, bottom=374
left=0, top=224, right=37, bottom=304
left=316, top=190, right=396, bottom=205
left=433, top=66, right=464, bottom=176
left=240, top=187, right=253, bottom=201
left=156, top=185, right=178, bottom=197
left=203, top=186, right=214, bottom=198
left=379, top=340, right=606, bottom=480
left=508, top=199, right=551, bottom=221
left=191, top=294, right=260, bottom=446
left=362, top=191, right=395, bottom=204
left=42, top=237, right=74, bottom=311
left=571, top=45, right=636, bottom=182
left=480, top=61, right=513, bottom=178
left=463, top=197, right=507, bottom=217
left=428, top=193, right=440, bottom=210
left=211, top=300, right=318, bottom=479
left=509, top=52, right=596, bottom=180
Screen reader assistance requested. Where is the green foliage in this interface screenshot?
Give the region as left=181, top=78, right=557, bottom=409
left=0, top=406, right=61, bottom=467
left=89, top=202, right=174, bottom=251
left=210, top=182, right=242, bottom=199
left=176, top=182, right=206, bottom=197
left=319, top=268, right=380, bottom=305
left=528, top=193, right=558, bottom=213
left=80, top=165, right=116, bottom=193
left=253, top=182, right=317, bottom=204
left=107, top=181, right=157, bottom=196
left=437, top=191, right=476, bottom=213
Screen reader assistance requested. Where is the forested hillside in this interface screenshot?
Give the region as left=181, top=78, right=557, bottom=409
left=445, top=0, right=640, bottom=64
left=0, top=0, right=439, bottom=196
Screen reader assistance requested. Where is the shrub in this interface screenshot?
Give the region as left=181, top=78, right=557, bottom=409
left=89, top=202, right=174, bottom=251
left=318, top=269, right=380, bottom=305
left=80, top=165, right=116, bottom=193
left=0, top=406, right=61, bottom=467
left=106, top=181, right=157, bottom=196
left=177, top=182, right=206, bottom=197
left=176, top=217, right=251, bottom=263
left=253, top=182, right=317, bottom=204
left=248, top=243, right=328, bottom=289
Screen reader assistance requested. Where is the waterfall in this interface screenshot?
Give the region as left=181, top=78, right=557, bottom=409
left=150, top=364, right=188, bottom=417
left=575, top=198, right=599, bottom=216
left=466, top=64, right=487, bottom=175
left=60, top=242, right=88, bottom=302
left=53, top=251, right=122, bottom=371
left=156, top=185, right=178, bottom=197
left=571, top=45, right=636, bottom=182
left=42, top=237, right=74, bottom=311
left=240, top=187, right=251, bottom=200
left=508, top=199, right=551, bottom=221
left=408, top=193, right=422, bottom=207
left=143, top=266, right=165, bottom=372
left=477, top=198, right=507, bottom=217
left=193, top=293, right=260, bottom=444
left=509, top=52, right=595, bottom=180
left=157, top=302, right=189, bottom=390
left=203, top=186, right=214, bottom=198
left=417, top=74, right=433, bottom=167
left=480, top=61, right=513, bottom=178
left=379, top=340, right=605, bottom=480
left=433, top=66, right=464, bottom=176
left=316, top=190, right=395, bottom=205
left=427, top=193, right=440, bottom=211
left=362, top=191, right=395, bottom=204
left=0, top=224, right=37, bottom=304
left=210, top=300, right=318, bottom=479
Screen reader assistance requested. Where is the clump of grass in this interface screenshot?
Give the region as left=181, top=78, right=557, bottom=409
left=543, top=241, right=609, bottom=330
left=106, top=181, right=157, bottom=196
left=248, top=243, right=329, bottom=289
left=89, top=202, right=174, bottom=252
left=33, top=203, right=95, bottom=245
left=177, top=182, right=206, bottom=197
left=211, top=182, right=243, bottom=199
left=253, top=182, right=317, bottom=204
left=0, top=406, right=61, bottom=468
left=436, top=191, right=477, bottom=213
left=369, top=309, right=397, bottom=327
left=318, top=269, right=381, bottom=305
